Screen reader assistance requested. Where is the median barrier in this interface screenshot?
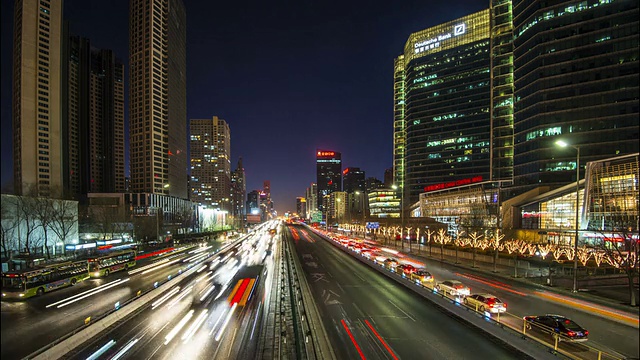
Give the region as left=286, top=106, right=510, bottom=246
left=284, top=234, right=336, bottom=360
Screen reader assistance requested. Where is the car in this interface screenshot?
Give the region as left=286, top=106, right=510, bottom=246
left=464, top=294, right=507, bottom=313
left=398, top=264, right=417, bottom=276
left=410, top=270, right=434, bottom=285
left=435, top=280, right=471, bottom=296
left=383, top=258, right=399, bottom=270
left=523, top=315, right=589, bottom=342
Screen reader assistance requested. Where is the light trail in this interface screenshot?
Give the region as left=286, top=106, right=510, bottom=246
left=164, top=310, right=194, bottom=345
left=341, top=319, right=366, bottom=360
left=151, top=286, right=181, bottom=310
left=166, top=285, right=193, bottom=309
left=110, top=338, right=139, bottom=360
left=141, top=258, right=183, bottom=275
left=364, top=319, right=398, bottom=360
left=46, top=279, right=122, bottom=308
left=56, top=278, right=130, bottom=309
left=215, top=303, right=237, bottom=341
left=181, top=309, right=208, bottom=343
left=86, top=340, right=115, bottom=360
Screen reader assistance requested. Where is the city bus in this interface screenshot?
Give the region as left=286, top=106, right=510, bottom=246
left=88, top=249, right=136, bottom=278
left=1, top=260, right=90, bottom=299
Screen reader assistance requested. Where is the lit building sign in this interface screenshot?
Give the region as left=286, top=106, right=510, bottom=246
left=424, top=176, right=483, bottom=192
left=414, top=23, right=466, bottom=55
left=317, top=151, right=336, bottom=157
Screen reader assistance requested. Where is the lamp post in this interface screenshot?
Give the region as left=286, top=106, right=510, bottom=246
left=556, top=140, right=581, bottom=293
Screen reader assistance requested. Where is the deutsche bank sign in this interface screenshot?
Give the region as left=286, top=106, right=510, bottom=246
left=414, top=23, right=467, bottom=55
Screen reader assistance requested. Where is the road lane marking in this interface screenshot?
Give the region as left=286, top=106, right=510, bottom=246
left=388, top=300, right=416, bottom=322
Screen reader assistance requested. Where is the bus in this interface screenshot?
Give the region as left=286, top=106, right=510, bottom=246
left=88, top=249, right=136, bottom=278
left=1, top=260, right=90, bottom=299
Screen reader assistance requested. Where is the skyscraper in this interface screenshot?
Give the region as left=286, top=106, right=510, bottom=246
left=230, top=157, right=246, bottom=223
left=316, top=149, right=341, bottom=211
left=190, top=116, right=231, bottom=212
left=64, top=32, right=125, bottom=198
left=12, top=0, right=64, bottom=197
left=342, top=167, right=365, bottom=193
left=399, top=10, right=491, bottom=204
left=129, top=0, right=187, bottom=198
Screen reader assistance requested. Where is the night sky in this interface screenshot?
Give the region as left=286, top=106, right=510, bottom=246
left=1, top=0, right=487, bottom=214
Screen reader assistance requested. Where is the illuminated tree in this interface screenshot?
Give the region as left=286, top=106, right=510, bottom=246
left=600, top=230, right=639, bottom=306
left=426, top=228, right=436, bottom=257
left=576, top=246, right=592, bottom=267
left=434, top=228, right=451, bottom=261
left=467, top=231, right=484, bottom=268
left=453, top=230, right=465, bottom=264
left=488, top=229, right=506, bottom=272
left=504, top=239, right=528, bottom=277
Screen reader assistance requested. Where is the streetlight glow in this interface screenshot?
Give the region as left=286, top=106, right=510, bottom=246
left=555, top=139, right=581, bottom=293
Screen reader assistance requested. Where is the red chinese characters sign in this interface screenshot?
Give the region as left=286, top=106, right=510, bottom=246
left=424, top=176, right=483, bottom=192
left=317, top=151, right=335, bottom=157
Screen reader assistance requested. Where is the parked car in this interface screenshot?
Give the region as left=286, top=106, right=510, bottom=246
left=410, top=270, right=434, bottom=285
left=435, top=280, right=470, bottom=296
left=523, top=315, right=589, bottom=342
left=464, top=294, right=507, bottom=313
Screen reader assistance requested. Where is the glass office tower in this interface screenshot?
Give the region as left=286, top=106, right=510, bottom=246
left=402, top=10, right=492, bottom=204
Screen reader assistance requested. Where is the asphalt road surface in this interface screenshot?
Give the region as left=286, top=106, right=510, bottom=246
left=288, top=225, right=529, bottom=360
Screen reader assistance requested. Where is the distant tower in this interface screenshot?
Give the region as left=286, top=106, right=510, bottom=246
left=190, top=117, right=231, bottom=212
left=231, top=157, right=246, bottom=222
left=316, top=150, right=342, bottom=211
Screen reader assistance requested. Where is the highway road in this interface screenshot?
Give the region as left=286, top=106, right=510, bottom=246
left=362, top=239, right=639, bottom=359
left=0, top=243, right=225, bottom=359
left=287, top=225, right=529, bottom=360
left=71, top=231, right=276, bottom=360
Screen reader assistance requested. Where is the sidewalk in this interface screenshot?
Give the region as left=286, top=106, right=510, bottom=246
left=344, top=231, right=639, bottom=321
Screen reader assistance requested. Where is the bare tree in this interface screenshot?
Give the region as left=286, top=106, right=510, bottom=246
left=600, top=230, right=639, bottom=307
left=16, top=193, right=41, bottom=257
left=504, top=239, right=528, bottom=277
left=1, top=196, right=20, bottom=259
left=50, top=199, right=78, bottom=255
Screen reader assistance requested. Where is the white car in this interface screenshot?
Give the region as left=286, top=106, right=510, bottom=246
left=463, top=294, right=507, bottom=313
left=435, top=280, right=470, bottom=297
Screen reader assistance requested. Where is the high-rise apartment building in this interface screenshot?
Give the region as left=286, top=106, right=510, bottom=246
left=342, top=167, right=365, bottom=193
left=129, top=0, right=187, bottom=199
left=12, top=0, right=64, bottom=197
left=397, top=10, right=492, bottom=204
left=305, top=183, right=318, bottom=220
left=316, top=149, right=341, bottom=211
left=296, top=197, right=307, bottom=219
left=512, top=0, right=639, bottom=194
left=64, top=32, right=125, bottom=198
left=190, top=117, right=231, bottom=212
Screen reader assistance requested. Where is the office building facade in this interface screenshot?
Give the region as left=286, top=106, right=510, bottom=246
left=316, top=150, right=342, bottom=211
left=342, top=167, right=365, bottom=193
left=190, top=117, right=231, bottom=212
left=129, top=0, right=187, bottom=198
left=12, top=0, right=64, bottom=197
left=512, top=0, right=639, bottom=195
left=400, top=10, right=492, bottom=205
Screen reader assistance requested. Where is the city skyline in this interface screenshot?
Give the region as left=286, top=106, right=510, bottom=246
left=1, top=0, right=489, bottom=214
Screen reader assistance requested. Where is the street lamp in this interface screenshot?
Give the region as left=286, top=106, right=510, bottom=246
left=392, top=184, right=405, bottom=252
left=556, top=140, right=581, bottom=293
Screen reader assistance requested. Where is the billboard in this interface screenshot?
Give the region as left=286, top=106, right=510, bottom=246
left=247, top=214, right=261, bottom=224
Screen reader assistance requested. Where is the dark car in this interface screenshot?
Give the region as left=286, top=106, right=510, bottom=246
left=523, top=315, right=588, bottom=342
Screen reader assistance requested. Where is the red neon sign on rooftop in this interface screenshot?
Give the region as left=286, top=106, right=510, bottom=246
left=424, top=176, right=483, bottom=192
left=317, top=151, right=335, bottom=157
